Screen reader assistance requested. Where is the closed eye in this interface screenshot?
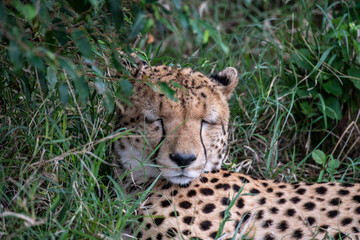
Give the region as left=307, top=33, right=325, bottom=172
left=202, top=119, right=217, bottom=125
left=145, top=117, right=162, bottom=124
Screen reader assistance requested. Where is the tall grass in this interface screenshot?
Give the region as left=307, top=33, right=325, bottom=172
left=1, top=0, right=360, bottom=239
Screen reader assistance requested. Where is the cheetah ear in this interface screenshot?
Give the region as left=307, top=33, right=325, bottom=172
left=210, top=67, right=238, bottom=98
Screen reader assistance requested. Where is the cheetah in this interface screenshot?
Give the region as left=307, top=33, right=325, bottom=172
left=114, top=60, right=360, bottom=239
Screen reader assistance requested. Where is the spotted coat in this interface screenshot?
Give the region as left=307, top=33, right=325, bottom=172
left=136, top=170, right=360, bottom=240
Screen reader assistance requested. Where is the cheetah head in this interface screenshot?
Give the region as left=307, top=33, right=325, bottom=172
left=114, top=64, right=238, bottom=185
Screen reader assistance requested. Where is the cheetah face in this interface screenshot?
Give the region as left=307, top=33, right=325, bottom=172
left=114, top=65, right=238, bottom=185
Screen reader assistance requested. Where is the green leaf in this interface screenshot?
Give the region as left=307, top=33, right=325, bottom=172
left=325, top=97, right=342, bottom=120
left=171, top=0, right=182, bottom=9
left=0, top=2, right=6, bottom=24
left=202, top=29, right=210, bottom=44
left=296, top=89, right=309, bottom=97
left=53, top=18, right=68, bottom=46
left=26, top=51, right=45, bottom=71
left=129, top=11, right=146, bottom=39
left=46, top=66, right=58, bottom=90
left=312, top=149, right=326, bottom=165
left=45, top=30, right=57, bottom=51
left=73, top=76, right=89, bottom=103
left=328, top=157, right=340, bottom=170
left=158, top=82, right=177, bottom=102
left=290, top=48, right=313, bottom=71
left=71, top=30, right=92, bottom=58
left=14, top=1, right=37, bottom=21
left=58, top=58, right=77, bottom=79
left=95, top=77, right=106, bottom=94
left=119, top=78, right=133, bottom=97
left=347, top=66, right=360, bottom=90
left=299, top=101, right=315, bottom=116
left=67, top=0, right=91, bottom=13
left=323, top=79, right=342, bottom=96
left=108, top=0, right=124, bottom=30
left=104, top=91, right=115, bottom=112
left=8, top=41, right=22, bottom=71
left=58, top=82, right=69, bottom=104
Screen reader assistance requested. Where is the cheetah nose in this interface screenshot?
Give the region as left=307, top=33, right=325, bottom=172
left=169, top=153, right=197, bottom=167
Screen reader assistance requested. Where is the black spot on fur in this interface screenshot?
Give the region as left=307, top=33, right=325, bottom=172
left=270, top=207, right=279, bottom=214
left=286, top=208, right=296, bottom=216
left=333, top=232, right=347, bottom=240
left=329, top=198, right=341, bottom=206
left=353, top=195, right=360, bottom=203
left=222, top=197, right=230, bottom=206
left=200, top=220, right=212, bottom=230
left=250, top=188, right=260, bottom=194
left=166, top=228, right=177, bottom=237
left=200, top=177, right=208, bottom=183
left=275, top=192, right=284, bottom=197
left=243, top=212, right=251, bottom=222
left=296, top=188, right=306, bottom=194
left=303, top=202, right=316, bottom=211
left=277, top=221, right=288, bottom=232
left=262, top=220, right=273, bottom=228
left=338, top=189, right=350, bottom=195
left=161, top=200, right=171, bottom=208
left=183, top=216, right=194, bottom=225
left=327, top=210, right=339, bottom=218
left=210, top=178, right=219, bottom=183
left=239, top=176, right=249, bottom=183
left=315, top=186, right=327, bottom=195
left=215, top=183, right=231, bottom=190
left=209, top=231, right=217, bottom=239
left=202, top=203, right=216, bottom=214
left=169, top=211, right=179, bottom=217
left=307, top=217, right=315, bottom=225
left=290, top=197, right=301, bottom=204
left=236, top=198, right=244, bottom=208
left=187, top=190, right=196, bottom=197
left=154, top=218, right=164, bottom=226
left=264, top=234, right=275, bottom=240
left=292, top=229, right=303, bottom=239
left=256, top=210, right=264, bottom=219
left=179, top=201, right=192, bottom=209
left=162, top=182, right=172, bottom=189
left=355, top=206, right=360, bottom=214
left=258, top=197, right=266, bottom=205
left=233, top=184, right=241, bottom=191
left=200, top=188, right=214, bottom=196
left=341, top=217, right=352, bottom=226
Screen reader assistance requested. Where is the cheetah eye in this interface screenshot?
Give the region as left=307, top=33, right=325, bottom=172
left=145, top=117, right=162, bottom=124
left=202, top=119, right=217, bottom=125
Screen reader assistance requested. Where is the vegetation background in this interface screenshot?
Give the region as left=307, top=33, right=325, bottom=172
left=1, top=0, right=360, bottom=239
